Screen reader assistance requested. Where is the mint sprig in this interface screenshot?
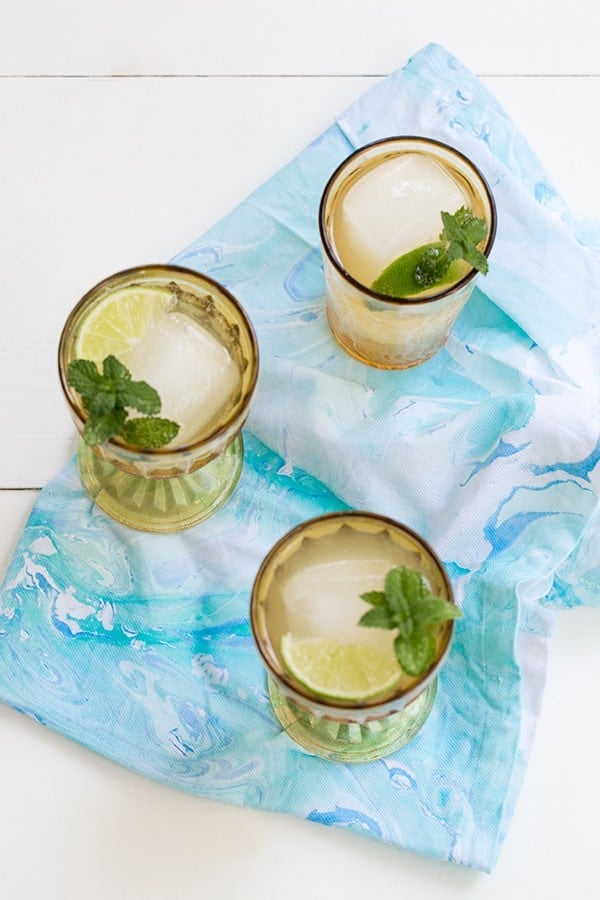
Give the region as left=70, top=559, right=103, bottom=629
left=372, top=206, right=489, bottom=297
left=358, top=566, right=461, bottom=677
left=67, top=355, right=180, bottom=449
left=440, top=207, right=488, bottom=274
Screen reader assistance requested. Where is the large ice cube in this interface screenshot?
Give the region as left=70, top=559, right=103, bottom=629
left=282, top=558, right=388, bottom=641
left=334, top=153, right=467, bottom=286
left=280, top=529, right=402, bottom=654
left=123, top=312, right=240, bottom=447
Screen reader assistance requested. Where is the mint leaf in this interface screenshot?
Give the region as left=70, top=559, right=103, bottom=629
left=384, top=567, right=415, bottom=640
left=441, top=207, right=487, bottom=247
left=87, top=389, right=117, bottom=416
left=388, top=566, right=429, bottom=601
left=357, top=564, right=461, bottom=678
left=412, top=595, right=463, bottom=628
left=458, top=243, right=489, bottom=275
left=121, top=417, right=179, bottom=449
left=440, top=207, right=489, bottom=275
left=117, top=380, right=161, bottom=415
left=67, top=354, right=180, bottom=448
left=360, top=591, right=387, bottom=607
left=358, top=607, right=393, bottom=629
left=82, top=409, right=126, bottom=446
left=66, top=359, right=102, bottom=399
left=103, top=355, right=130, bottom=383
left=395, top=632, right=437, bottom=678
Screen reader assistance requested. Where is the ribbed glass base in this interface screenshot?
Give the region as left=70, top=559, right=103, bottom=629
left=77, top=434, right=244, bottom=532
left=268, top=676, right=437, bottom=762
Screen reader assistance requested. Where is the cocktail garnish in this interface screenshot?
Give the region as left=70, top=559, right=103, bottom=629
left=359, top=566, right=461, bottom=677
left=371, top=206, right=489, bottom=297
left=67, top=355, right=180, bottom=448
left=280, top=634, right=402, bottom=702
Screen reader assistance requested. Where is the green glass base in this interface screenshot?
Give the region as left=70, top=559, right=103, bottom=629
left=77, top=434, right=244, bottom=533
left=268, top=677, right=437, bottom=762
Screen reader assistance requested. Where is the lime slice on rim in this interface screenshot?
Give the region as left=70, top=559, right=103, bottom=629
left=74, top=284, right=174, bottom=363
left=280, top=633, right=402, bottom=703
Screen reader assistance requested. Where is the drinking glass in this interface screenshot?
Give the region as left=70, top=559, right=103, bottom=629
left=251, top=511, right=456, bottom=762
left=58, top=264, right=259, bottom=532
left=319, top=136, right=496, bottom=369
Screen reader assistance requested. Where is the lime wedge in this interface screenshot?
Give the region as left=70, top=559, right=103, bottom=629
left=372, top=244, right=466, bottom=298
left=280, top=633, right=401, bottom=703
left=74, top=285, right=174, bottom=362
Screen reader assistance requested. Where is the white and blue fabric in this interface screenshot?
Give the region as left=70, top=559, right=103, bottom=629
left=1, top=44, right=599, bottom=871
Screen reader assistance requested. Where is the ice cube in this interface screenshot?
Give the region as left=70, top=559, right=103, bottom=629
left=123, top=312, right=240, bottom=447
left=280, top=529, right=401, bottom=655
left=282, top=558, right=385, bottom=641
left=333, top=153, right=467, bottom=286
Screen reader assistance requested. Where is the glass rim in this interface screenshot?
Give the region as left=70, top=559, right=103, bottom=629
left=318, top=135, right=497, bottom=307
left=250, top=510, right=456, bottom=712
left=58, top=263, right=260, bottom=456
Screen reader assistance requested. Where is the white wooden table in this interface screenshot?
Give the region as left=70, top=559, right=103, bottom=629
left=1, top=3, right=599, bottom=896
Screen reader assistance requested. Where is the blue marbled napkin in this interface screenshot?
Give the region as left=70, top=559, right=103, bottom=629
left=1, top=44, right=599, bottom=871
